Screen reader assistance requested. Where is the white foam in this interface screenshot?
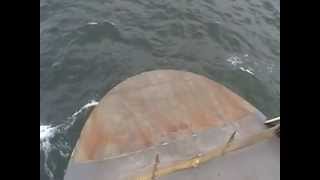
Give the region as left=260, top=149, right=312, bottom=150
left=40, top=99, right=99, bottom=178
left=227, top=55, right=243, bottom=66
left=87, top=22, right=98, bottom=25
left=40, top=125, right=56, bottom=179
left=240, top=67, right=255, bottom=75
left=40, top=125, right=58, bottom=151
left=161, top=142, right=169, bottom=146
left=103, top=20, right=116, bottom=26
left=40, top=125, right=57, bottom=141
left=71, top=100, right=99, bottom=118
left=51, top=62, right=61, bottom=68
left=59, top=150, right=69, bottom=158
left=62, top=100, right=99, bottom=131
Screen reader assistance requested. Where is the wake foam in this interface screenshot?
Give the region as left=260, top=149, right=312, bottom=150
left=40, top=125, right=58, bottom=151
left=64, top=100, right=99, bottom=130
left=40, top=99, right=99, bottom=179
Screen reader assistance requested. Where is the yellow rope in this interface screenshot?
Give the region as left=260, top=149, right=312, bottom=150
left=132, top=124, right=279, bottom=180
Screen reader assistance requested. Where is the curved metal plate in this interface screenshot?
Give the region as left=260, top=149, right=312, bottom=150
left=65, top=70, right=271, bottom=180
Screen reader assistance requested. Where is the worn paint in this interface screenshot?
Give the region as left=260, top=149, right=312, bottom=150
left=64, top=70, right=275, bottom=180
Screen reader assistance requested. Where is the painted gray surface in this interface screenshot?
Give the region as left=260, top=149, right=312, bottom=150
left=160, top=137, right=279, bottom=180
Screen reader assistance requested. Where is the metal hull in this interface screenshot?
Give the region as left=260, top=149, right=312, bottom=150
left=64, top=70, right=279, bottom=180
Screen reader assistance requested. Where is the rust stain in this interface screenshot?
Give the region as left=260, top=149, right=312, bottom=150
left=72, top=70, right=264, bottom=162
left=76, top=117, right=106, bottom=160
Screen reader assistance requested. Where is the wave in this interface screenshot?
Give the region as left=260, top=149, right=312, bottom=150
left=40, top=99, right=99, bottom=179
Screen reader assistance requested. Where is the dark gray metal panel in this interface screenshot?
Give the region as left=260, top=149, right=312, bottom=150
left=64, top=112, right=272, bottom=180
left=65, top=137, right=279, bottom=180
left=160, top=137, right=280, bottom=180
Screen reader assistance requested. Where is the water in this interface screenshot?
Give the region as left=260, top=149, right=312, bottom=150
left=40, top=0, right=280, bottom=179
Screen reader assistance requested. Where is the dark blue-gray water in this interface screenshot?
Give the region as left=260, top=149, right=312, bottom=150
left=40, top=0, right=280, bottom=179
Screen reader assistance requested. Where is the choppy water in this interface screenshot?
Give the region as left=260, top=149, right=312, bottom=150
left=40, top=0, right=280, bottom=179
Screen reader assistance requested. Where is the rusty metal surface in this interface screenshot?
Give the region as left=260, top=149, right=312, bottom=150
left=65, top=112, right=271, bottom=180
left=72, top=70, right=263, bottom=162
left=64, top=70, right=276, bottom=180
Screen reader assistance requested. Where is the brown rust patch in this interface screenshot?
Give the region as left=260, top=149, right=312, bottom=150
left=72, top=70, right=264, bottom=162
left=75, top=115, right=108, bottom=161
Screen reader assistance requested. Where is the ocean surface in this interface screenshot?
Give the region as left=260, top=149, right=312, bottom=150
left=40, top=0, right=280, bottom=179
